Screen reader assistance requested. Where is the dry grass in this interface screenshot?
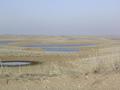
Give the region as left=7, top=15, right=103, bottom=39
left=0, top=36, right=120, bottom=90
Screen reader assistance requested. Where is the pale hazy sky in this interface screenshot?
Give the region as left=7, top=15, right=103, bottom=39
left=0, top=0, right=120, bottom=35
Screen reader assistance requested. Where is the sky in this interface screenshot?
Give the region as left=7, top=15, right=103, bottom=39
left=0, top=0, right=120, bottom=35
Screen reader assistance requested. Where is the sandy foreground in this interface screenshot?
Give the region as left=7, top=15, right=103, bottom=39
left=0, top=73, right=120, bottom=90
left=0, top=36, right=120, bottom=90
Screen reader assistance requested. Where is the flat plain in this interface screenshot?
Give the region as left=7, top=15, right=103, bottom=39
left=0, top=35, right=120, bottom=90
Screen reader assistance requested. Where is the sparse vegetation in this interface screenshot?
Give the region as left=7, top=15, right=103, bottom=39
left=0, top=36, right=120, bottom=90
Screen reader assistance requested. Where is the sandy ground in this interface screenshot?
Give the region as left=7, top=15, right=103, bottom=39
left=0, top=36, right=120, bottom=90
left=0, top=73, right=120, bottom=90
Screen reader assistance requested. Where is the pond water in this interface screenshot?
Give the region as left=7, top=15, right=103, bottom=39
left=24, top=44, right=95, bottom=48
left=0, top=41, right=15, bottom=45
left=0, top=61, right=38, bottom=67
left=23, top=44, right=95, bottom=53
left=43, top=47, right=80, bottom=53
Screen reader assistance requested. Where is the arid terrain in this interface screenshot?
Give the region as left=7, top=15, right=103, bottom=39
left=0, top=35, right=120, bottom=90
